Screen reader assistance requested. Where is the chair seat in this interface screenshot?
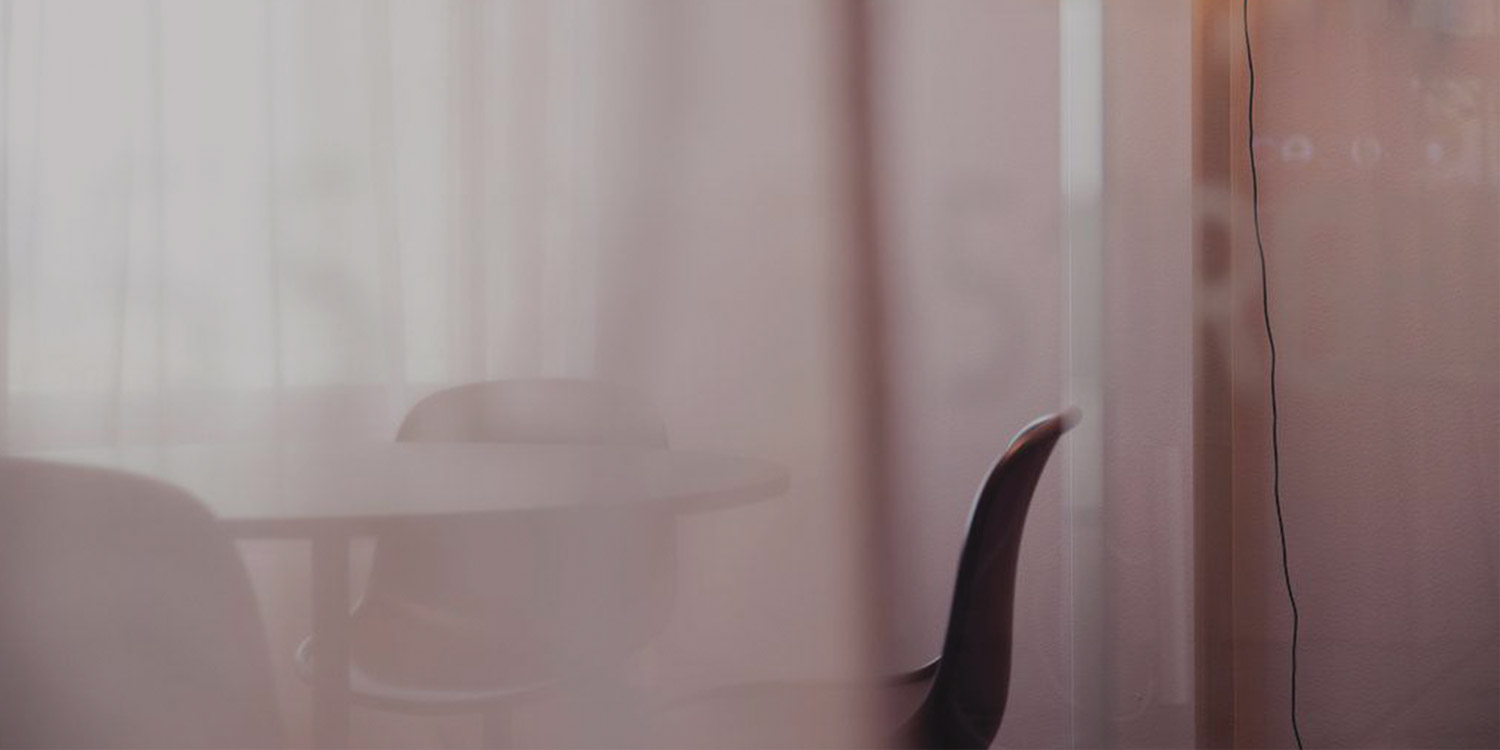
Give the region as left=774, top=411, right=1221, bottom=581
left=651, top=679, right=929, bottom=749
left=294, top=636, right=557, bottom=714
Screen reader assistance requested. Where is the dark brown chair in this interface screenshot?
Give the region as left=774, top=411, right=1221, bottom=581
left=295, top=379, right=673, bottom=745
left=658, top=409, right=1079, bottom=749
left=893, top=408, right=1078, bottom=748
left=0, top=458, right=284, bottom=749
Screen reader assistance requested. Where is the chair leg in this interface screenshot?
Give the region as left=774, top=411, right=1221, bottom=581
left=480, top=707, right=509, bottom=749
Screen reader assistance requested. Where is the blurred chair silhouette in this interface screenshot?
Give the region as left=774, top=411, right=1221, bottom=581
left=294, top=379, right=672, bottom=746
left=0, top=458, right=284, bottom=749
left=657, top=409, right=1079, bottom=749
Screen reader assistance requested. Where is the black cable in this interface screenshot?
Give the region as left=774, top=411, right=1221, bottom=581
left=1243, top=2, right=1304, bottom=748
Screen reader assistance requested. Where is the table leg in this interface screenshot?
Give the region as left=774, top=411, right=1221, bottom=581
left=311, top=533, right=351, bottom=749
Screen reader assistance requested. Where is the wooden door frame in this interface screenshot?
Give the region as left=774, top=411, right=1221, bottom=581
left=1192, top=1, right=1236, bottom=746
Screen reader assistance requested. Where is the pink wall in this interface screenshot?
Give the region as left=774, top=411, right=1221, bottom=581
left=880, top=3, right=1499, bottom=747
left=1232, top=3, right=1500, bottom=746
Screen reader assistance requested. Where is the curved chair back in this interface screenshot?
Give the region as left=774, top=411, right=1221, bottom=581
left=395, top=379, right=668, bottom=446
left=900, top=409, right=1079, bottom=749
left=0, top=458, right=283, bottom=749
left=357, top=380, right=671, bottom=686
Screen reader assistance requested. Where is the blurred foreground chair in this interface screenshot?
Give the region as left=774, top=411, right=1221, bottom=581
left=657, top=409, right=1079, bottom=749
left=0, top=458, right=284, bottom=749
left=295, top=379, right=673, bottom=746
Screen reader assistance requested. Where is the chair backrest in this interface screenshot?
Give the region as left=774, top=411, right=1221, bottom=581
left=395, top=379, right=668, bottom=447
left=899, top=409, right=1079, bottom=750
left=0, top=458, right=284, bottom=749
left=358, top=380, right=672, bottom=683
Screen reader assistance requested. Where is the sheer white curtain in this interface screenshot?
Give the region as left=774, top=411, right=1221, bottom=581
left=1, top=0, right=624, bottom=450
left=878, top=2, right=1196, bottom=747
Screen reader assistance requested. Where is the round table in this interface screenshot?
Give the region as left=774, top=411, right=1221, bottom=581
left=33, top=442, right=789, bottom=748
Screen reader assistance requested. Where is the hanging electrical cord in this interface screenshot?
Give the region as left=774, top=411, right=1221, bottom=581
left=1242, top=2, right=1304, bottom=748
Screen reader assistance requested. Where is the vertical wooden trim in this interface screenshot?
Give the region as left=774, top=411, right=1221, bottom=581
left=1192, top=0, right=1236, bottom=746
left=833, top=0, right=895, bottom=730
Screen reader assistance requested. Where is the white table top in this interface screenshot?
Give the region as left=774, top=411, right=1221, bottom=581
left=28, top=442, right=788, bottom=538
